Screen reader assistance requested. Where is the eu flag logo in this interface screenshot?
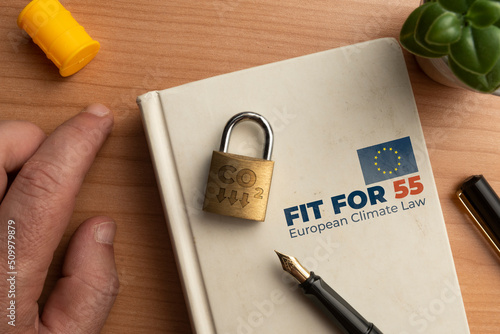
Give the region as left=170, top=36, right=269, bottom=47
left=357, top=136, right=418, bottom=185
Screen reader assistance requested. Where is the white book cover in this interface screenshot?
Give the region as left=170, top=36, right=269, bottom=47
left=137, top=38, right=470, bottom=334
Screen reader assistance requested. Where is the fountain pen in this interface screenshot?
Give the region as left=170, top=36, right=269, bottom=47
left=275, top=251, right=383, bottom=334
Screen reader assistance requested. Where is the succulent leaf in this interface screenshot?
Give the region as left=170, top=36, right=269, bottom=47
left=449, top=56, right=500, bottom=93
left=438, top=0, right=472, bottom=13
left=400, top=3, right=447, bottom=57
left=415, top=3, right=450, bottom=54
left=426, top=12, right=463, bottom=44
left=467, top=0, right=500, bottom=28
left=449, top=25, right=500, bottom=74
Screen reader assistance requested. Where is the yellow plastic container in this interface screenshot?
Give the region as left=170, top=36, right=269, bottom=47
left=17, top=0, right=100, bottom=77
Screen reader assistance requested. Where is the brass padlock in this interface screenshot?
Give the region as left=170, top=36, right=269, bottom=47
left=203, top=112, right=274, bottom=221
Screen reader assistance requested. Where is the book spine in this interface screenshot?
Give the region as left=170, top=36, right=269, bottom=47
left=137, top=92, right=216, bottom=334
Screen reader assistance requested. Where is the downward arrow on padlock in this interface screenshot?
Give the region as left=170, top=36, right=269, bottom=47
left=216, top=188, right=226, bottom=203
left=240, top=193, right=249, bottom=208
left=228, top=190, right=238, bottom=205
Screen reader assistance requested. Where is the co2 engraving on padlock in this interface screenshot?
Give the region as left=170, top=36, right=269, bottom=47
left=203, top=112, right=274, bottom=221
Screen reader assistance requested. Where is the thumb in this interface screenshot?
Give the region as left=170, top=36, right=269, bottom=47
left=39, top=218, right=119, bottom=334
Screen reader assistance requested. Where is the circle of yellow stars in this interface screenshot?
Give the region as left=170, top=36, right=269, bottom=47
left=374, top=147, right=401, bottom=174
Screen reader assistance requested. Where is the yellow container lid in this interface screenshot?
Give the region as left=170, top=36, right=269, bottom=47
left=17, top=0, right=100, bottom=77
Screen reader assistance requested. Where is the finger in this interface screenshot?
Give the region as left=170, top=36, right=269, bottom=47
left=0, top=121, right=46, bottom=198
left=0, top=104, right=114, bottom=329
left=40, top=217, right=119, bottom=334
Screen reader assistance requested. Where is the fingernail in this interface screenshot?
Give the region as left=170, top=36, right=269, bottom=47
left=83, top=103, right=110, bottom=117
left=94, top=222, right=117, bottom=245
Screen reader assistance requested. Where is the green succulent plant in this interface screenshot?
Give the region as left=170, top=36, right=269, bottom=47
left=400, top=0, right=500, bottom=93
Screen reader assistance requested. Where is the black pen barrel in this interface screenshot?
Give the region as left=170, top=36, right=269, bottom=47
left=460, top=175, right=500, bottom=241
left=300, top=272, right=383, bottom=334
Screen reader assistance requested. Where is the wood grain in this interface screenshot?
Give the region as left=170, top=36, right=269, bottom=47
left=1, top=0, right=499, bottom=333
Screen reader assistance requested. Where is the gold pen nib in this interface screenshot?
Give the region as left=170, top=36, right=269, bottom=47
left=275, top=250, right=311, bottom=284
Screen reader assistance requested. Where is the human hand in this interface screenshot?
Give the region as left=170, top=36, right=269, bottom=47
left=0, top=104, right=119, bottom=334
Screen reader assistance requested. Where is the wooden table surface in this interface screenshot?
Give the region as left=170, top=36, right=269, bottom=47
left=1, top=0, right=499, bottom=333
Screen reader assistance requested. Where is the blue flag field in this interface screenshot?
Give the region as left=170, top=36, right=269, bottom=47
left=357, top=136, right=418, bottom=185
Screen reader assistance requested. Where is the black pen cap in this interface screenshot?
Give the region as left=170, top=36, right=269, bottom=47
left=458, top=175, right=500, bottom=256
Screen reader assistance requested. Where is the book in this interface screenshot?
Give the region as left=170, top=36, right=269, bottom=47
left=137, top=38, right=470, bottom=334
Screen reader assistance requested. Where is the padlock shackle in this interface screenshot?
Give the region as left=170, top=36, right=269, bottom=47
left=220, top=112, right=274, bottom=161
